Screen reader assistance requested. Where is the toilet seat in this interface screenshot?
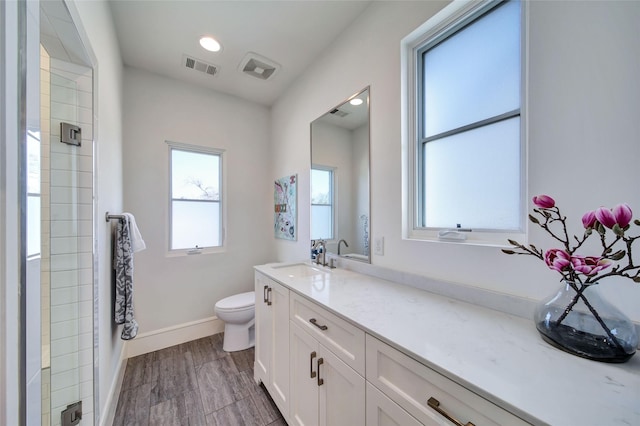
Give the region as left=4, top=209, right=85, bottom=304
left=215, top=291, right=255, bottom=312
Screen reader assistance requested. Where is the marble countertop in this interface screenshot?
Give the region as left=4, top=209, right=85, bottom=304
left=255, top=261, right=640, bottom=426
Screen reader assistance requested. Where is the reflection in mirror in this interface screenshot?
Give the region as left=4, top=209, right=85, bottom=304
left=311, top=87, right=370, bottom=262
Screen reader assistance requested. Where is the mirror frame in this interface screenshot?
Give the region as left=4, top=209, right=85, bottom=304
left=310, top=86, right=371, bottom=263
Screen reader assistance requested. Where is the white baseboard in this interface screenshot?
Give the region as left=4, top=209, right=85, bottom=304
left=99, top=343, right=127, bottom=426
left=126, top=316, right=225, bottom=358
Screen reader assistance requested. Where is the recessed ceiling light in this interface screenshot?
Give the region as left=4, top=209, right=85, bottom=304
left=350, top=98, right=363, bottom=106
left=199, top=36, right=221, bottom=52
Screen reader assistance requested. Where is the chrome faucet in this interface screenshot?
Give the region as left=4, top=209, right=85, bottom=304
left=337, top=239, right=349, bottom=255
left=313, top=240, right=327, bottom=266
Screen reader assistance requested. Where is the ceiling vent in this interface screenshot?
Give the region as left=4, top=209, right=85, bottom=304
left=182, top=54, right=218, bottom=77
left=330, top=108, right=349, bottom=118
left=238, top=52, right=280, bottom=81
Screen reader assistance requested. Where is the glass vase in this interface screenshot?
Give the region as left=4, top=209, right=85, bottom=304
left=534, top=280, right=638, bottom=363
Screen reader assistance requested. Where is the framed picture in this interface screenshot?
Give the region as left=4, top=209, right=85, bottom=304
left=274, top=174, right=297, bottom=240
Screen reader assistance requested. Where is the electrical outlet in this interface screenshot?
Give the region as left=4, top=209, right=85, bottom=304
left=374, top=237, right=384, bottom=256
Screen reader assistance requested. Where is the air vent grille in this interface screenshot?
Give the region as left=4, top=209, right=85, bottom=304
left=238, top=52, right=280, bottom=81
left=183, top=54, right=218, bottom=77
left=330, top=108, right=349, bottom=118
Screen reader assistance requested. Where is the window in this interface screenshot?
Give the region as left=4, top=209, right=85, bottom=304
left=405, top=0, right=524, bottom=241
left=169, top=143, right=223, bottom=251
left=311, top=167, right=334, bottom=240
left=27, top=130, right=41, bottom=257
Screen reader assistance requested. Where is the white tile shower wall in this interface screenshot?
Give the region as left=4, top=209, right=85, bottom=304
left=48, top=57, right=93, bottom=426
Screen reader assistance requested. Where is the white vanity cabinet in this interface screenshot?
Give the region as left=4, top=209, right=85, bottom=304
left=254, top=272, right=290, bottom=418
left=366, top=335, right=530, bottom=426
left=289, top=322, right=365, bottom=426
left=288, top=293, right=366, bottom=426
left=255, top=263, right=640, bottom=426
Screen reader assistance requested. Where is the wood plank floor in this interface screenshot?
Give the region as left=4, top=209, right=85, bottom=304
left=113, top=333, right=286, bottom=426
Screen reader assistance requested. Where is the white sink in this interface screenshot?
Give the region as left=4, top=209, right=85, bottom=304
left=272, top=263, right=328, bottom=278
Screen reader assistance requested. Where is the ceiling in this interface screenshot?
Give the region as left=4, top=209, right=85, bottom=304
left=107, top=0, right=373, bottom=106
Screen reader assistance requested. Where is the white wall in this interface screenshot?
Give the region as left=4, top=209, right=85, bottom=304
left=122, top=67, right=272, bottom=333
left=70, top=0, right=125, bottom=422
left=272, top=0, right=640, bottom=322
left=352, top=123, right=369, bottom=256
left=312, top=121, right=354, bottom=251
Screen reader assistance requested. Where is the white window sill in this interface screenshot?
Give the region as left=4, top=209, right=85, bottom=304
left=406, top=228, right=525, bottom=248
left=166, top=246, right=225, bottom=257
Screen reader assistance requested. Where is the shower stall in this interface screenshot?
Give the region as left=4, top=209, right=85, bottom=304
left=18, top=0, right=98, bottom=424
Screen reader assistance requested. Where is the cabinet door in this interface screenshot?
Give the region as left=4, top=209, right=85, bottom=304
left=318, top=346, right=365, bottom=426
left=290, top=322, right=319, bottom=426
left=269, top=280, right=290, bottom=416
left=254, top=272, right=271, bottom=384
left=366, top=382, right=422, bottom=426
left=366, top=334, right=529, bottom=426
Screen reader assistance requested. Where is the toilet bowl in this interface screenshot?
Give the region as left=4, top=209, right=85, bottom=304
left=214, top=291, right=255, bottom=352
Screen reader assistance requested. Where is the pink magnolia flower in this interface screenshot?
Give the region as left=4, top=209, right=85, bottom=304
left=582, top=210, right=597, bottom=229
left=595, top=207, right=617, bottom=229
left=544, top=249, right=571, bottom=272
left=596, top=204, right=634, bottom=229
left=613, top=203, right=633, bottom=228
left=533, top=195, right=555, bottom=209
left=570, top=255, right=613, bottom=276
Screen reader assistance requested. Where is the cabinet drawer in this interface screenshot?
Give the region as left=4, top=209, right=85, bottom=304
left=366, top=382, right=422, bottom=426
left=290, top=293, right=365, bottom=375
left=366, top=335, right=530, bottom=426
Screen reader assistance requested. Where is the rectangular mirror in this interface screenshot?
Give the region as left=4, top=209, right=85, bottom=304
left=311, top=87, right=370, bottom=262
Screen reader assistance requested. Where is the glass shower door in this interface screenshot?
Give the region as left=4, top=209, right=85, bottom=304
left=39, top=12, right=95, bottom=422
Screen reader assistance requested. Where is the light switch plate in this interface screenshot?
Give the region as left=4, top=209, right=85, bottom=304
left=374, top=237, right=384, bottom=255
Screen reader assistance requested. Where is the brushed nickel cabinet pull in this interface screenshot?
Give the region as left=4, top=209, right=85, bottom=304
left=309, top=318, right=328, bottom=331
left=317, top=357, right=324, bottom=386
left=310, top=351, right=317, bottom=378
left=427, top=397, right=475, bottom=426
left=266, top=287, right=272, bottom=306
left=263, top=285, right=268, bottom=303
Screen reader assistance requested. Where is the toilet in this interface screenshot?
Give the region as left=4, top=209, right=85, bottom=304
left=214, top=291, right=255, bottom=352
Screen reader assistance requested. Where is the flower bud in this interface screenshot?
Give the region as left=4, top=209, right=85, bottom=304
left=610, top=250, right=626, bottom=261
left=613, top=203, right=633, bottom=228
left=532, top=195, right=555, bottom=209
left=595, top=207, right=616, bottom=229
left=581, top=210, right=597, bottom=229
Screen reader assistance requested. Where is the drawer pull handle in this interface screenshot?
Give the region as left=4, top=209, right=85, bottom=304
left=309, top=318, right=328, bottom=331
left=317, top=357, right=324, bottom=386
left=263, top=285, right=268, bottom=303
left=427, top=397, right=475, bottom=426
left=310, top=351, right=317, bottom=378
left=266, top=287, right=272, bottom=306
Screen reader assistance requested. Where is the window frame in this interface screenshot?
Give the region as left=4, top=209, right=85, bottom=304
left=402, top=0, right=528, bottom=246
left=310, top=164, right=336, bottom=241
left=27, top=130, right=41, bottom=258
left=166, top=140, right=226, bottom=255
